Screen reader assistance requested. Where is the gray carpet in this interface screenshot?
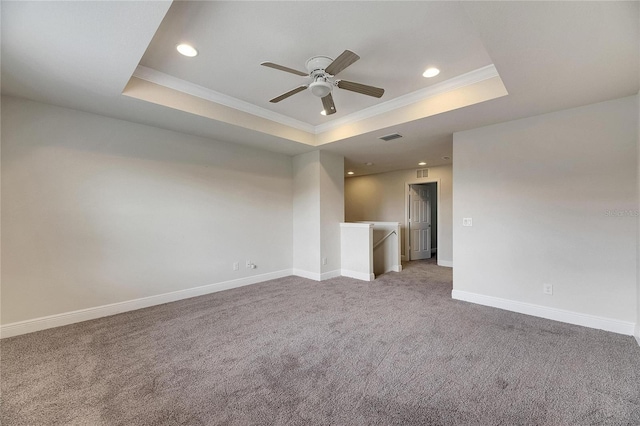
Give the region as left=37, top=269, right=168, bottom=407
left=2, top=258, right=640, bottom=425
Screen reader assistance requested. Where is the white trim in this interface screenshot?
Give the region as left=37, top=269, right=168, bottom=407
left=294, top=269, right=358, bottom=281
left=341, top=269, right=375, bottom=281
left=438, top=260, right=453, bottom=268
left=315, top=65, right=499, bottom=134
left=0, top=269, right=293, bottom=339
left=292, top=269, right=321, bottom=281
left=292, top=269, right=341, bottom=281
left=378, top=267, right=403, bottom=275
left=133, top=66, right=316, bottom=134
left=134, top=64, right=499, bottom=137
left=380, top=265, right=402, bottom=273
left=635, top=334, right=640, bottom=347
left=451, top=290, right=636, bottom=336
left=340, top=222, right=373, bottom=228
left=405, top=178, right=441, bottom=262
left=320, top=270, right=342, bottom=281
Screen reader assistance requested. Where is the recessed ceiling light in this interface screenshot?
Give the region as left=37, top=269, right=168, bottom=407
left=418, top=161, right=427, bottom=166
left=422, top=67, right=440, bottom=78
left=320, top=110, right=327, bottom=116
left=365, top=162, right=373, bottom=166
left=347, top=171, right=355, bottom=175
left=177, top=44, right=198, bottom=57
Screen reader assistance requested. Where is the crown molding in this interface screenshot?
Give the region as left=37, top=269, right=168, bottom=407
left=132, top=64, right=500, bottom=138
left=132, top=65, right=316, bottom=134
left=314, top=64, right=500, bottom=134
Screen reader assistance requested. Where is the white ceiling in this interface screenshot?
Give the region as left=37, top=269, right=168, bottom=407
left=139, top=1, right=492, bottom=126
left=2, top=1, right=638, bottom=177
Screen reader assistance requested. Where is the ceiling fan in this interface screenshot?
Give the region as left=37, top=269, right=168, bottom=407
left=261, top=50, right=385, bottom=115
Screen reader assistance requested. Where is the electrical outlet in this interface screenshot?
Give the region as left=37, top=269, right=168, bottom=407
left=233, top=262, right=239, bottom=271
left=322, top=257, right=327, bottom=265
left=543, top=283, right=553, bottom=295
left=246, top=260, right=251, bottom=268
left=462, top=218, right=473, bottom=227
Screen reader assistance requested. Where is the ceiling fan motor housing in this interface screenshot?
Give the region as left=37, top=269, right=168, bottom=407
left=306, top=56, right=335, bottom=98
left=305, top=56, right=333, bottom=75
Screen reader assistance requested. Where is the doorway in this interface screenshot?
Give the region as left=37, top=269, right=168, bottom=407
left=406, top=182, right=438, bottom=261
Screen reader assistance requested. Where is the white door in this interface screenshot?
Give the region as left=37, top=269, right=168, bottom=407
left=409, top=184, right=431, bottom=260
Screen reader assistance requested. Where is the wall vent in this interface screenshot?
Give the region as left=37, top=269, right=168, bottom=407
left=378, top=133, right=403, bottom=141
left=416, top=168, right=429, bottom=178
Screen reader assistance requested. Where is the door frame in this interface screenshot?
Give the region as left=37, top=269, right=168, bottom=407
left=404, top=178, right=441, bottom=261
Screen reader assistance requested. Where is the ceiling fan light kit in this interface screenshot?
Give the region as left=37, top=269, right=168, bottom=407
left=261, top=50, right=385, bottom=116
left=309, top=78, right=332, bottom=98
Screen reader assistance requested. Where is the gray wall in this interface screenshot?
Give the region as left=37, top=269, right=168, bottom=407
left=1, top=96, right=294, bottom=324
left=292, top=150, right=344, bottom=278
left=319, top=151, right=345, bottom=275
left=292, top=151, right=321, bottom=276
left=453, top=95, right=638, bottom=324
left=344, top=165, right=452, bottom=265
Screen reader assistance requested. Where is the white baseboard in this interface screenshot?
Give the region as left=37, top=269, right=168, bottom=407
left=320, top=270, right=341, bottom=281
left=378, top=265, right=402, bottom=275
left=294, top=269, right=355, bottom=281
left=341, top=269, right=375, bottom=282
left=451, top=289, right=636, bottom=336
left=386, top=265, right=402, bottom=273
left=293, top=269, right=321, bottom=281
left=438, top=259, right=453, bottom=268
left=635, top=334, right=640, bottom=347
left=635, top=325, right=640, bottom=347
left=1, top=269, right=293, bottom=339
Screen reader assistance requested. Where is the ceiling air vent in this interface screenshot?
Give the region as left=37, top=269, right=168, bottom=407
left=378, top=133, right=403, bottom=142
left=416, top=168, right=429, bottom=179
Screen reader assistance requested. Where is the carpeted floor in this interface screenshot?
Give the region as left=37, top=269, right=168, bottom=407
left=2, top=258, right=640, bottom=425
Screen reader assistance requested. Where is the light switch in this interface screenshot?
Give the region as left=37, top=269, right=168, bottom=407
left=462, top=218, right=473, bottom=227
